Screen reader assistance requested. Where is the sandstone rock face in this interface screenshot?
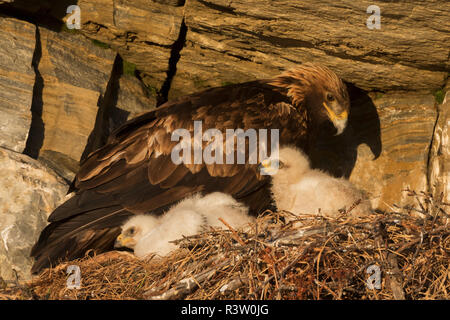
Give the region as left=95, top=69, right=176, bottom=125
left=348, top=93, right=438, bottom=211
left=174, top=0, right=449, bottom=98
left=0, top=16, right=35, bottom=153
left=0, top=148, right=68, bottom=281
left=109, top=74, right=157, bottom=132
left=78, top=0, right=184, bottom=96
left=78, top=64, right=157, bottom=160
left=35, top=28, right=116, bottom=182
left=429, top=88, right=450, bottom=204
left=74, top=0, right=448, bottom=100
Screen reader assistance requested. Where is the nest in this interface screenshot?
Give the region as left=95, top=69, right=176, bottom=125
left=1, top=189, right=449, bottom=300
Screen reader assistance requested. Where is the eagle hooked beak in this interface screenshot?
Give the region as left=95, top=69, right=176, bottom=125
left=322, top=102, right=348, bottom=135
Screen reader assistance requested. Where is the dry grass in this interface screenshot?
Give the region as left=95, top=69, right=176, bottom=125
left=1, top=189, right=448, bottom=300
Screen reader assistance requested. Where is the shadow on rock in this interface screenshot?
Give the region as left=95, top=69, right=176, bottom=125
left=309, top=82, right=382, bottom=178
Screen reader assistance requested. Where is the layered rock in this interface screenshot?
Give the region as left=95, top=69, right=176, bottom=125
left=429, top=86, right=450, bottom=204
left=72, top=0, right=449, bottom=102
left=77, top=0, right=185, bottom=97
left=0, top=16, right=35, bottom=153
left=109, top=74, right=157, bottom=132
left=34, top=27, right=116, bottom=182
left=349, top=93, right=437, bottom=211
left=81, top=69, right=157, bottom=158
left=0, top=148, right=68, bottom=281
left=172, top=0, right=449, bottom=98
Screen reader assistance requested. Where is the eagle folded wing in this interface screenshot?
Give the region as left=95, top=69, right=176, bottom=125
left=31, top=64, right=350, bottom=273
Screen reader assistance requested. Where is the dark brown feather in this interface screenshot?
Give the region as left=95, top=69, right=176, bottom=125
left=31, top=65, right=349, bottom=273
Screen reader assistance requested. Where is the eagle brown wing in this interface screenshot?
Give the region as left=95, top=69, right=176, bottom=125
left=31, top=80, right=308, bottom=273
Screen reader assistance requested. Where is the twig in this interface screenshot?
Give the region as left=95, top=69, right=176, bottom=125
left=386, top=253, right=406, bottom=300
left=144, top=260, right=229, bottom=300
left=218, top=217, right=247, bottom=246
left=219, top=276, right=249, bottom=294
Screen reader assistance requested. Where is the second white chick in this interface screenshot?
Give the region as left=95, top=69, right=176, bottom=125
left=261, top=146, right=372, bottom=218
left=117, top=192, right=253, bottom=258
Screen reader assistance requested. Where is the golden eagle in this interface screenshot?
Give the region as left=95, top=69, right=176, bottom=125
left=31, top=63, right=350, bottom=273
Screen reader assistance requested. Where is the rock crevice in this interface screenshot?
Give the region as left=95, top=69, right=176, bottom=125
left=157, top=18, right=188, bottom=106
left=23, top=24, right=44, bottom=159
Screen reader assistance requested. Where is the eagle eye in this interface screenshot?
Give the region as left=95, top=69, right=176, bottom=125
left=326, top=93, right=335, bottom=102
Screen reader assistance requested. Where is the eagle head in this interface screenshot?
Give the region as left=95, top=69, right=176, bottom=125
left=270, top=63, right=350, bottom=135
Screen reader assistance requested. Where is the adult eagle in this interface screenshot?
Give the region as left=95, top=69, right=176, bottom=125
left=31, top=63, right=350, bottom=273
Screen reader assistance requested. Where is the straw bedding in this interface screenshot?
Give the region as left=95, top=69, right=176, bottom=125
left=1, top=189, right=448, bottom=300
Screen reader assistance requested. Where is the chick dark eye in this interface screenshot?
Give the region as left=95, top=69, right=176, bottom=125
left=128, top=227, right=135, bottom=235
left=326, top=93, right=335, bottom=102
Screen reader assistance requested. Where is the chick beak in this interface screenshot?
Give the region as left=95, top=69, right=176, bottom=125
left=259, top=159, right=279, bottom=175
left=258, top=159, right=268, bottom=170
left=114, top=234, right=127, bottom=249
left=322, top=102, right=348, bottom=135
